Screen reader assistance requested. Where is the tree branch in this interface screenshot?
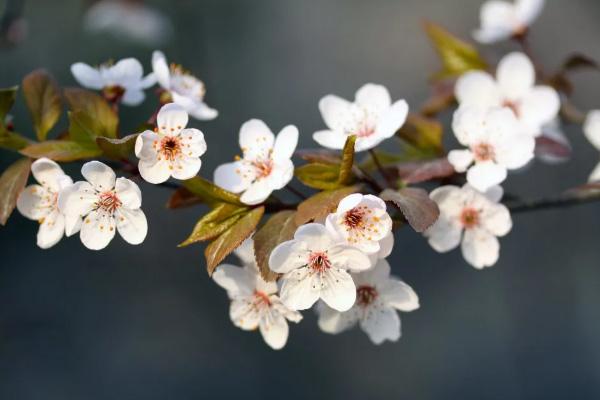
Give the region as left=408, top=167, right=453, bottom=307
left=506, top=188, right=600, bottom=213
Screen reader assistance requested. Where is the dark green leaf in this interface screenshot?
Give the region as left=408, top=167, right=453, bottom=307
left=0, top=157, right=31, bottom=225
left=0, top=86, right=18, bottom=123
left=64, top=88, right=118, bottom=139
left=96, top=134, right=138, bottom=160
left=254, top=210, right=298, bottom=282
left=22, top=70, right=62, bottom=141
left=20, top=140, right=102, bottom=162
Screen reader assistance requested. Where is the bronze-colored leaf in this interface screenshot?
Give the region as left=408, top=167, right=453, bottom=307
left=0, top=157, right=32, bottom=225
left=96, top=134, right=138, bottom=160
left=394, top=158, right=455, bottom=184
left=423, top=21, right=488, bottom=81
left=22, top=70, right=62, bottom=141
left=380, top=188, right=439, bottom=232
left=179, top=203, right=248, bottom=247
left=205, top=206, right=264, bottom=275
left=64, top=88, right=118, bottom=139
left=338, top=135, right=356, bottom=185
left=166, top=187, right=204, bottom=209
left=296, top=185, right=361, bottom=225
left=0, top=128, right=31, bottom=151
left=20, top=140, right=101, bottom=162
left=183, top=176, right=244, bottom=207
left=254, top=210, right=298, bottom=282
left=295, top=163, right=341, bottom=190
left=0, top=86, right=18, bottom=123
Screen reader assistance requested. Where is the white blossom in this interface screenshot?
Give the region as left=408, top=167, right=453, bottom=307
left=214, top=119, right=298, bottom=205
left=584, top=110, right=600, bottom=182
left=455, top=52, right=559, bottom=138
left=473, top=0, right=545, bottom=44
left=152, top=50, right=218, bottom=120
left=269, top=223, right=372, bottom=312
left=134, top=103, right=207, bottom=184
left=16, top=158, right=73, bottom=249
left=58, top=161, right=147, bottom=250
left=325, top=193, right=393, bottom=254
left=448, top=106, right=535, bottom=192
left=313, top=83, right=409, bottom=152
left=213, top=238, right=302, bottom=350
left=424, top=184, right=512, bottom=269
left=317, top=259, right=419, bottom=345
left=70, top=58, right=156, bottom=106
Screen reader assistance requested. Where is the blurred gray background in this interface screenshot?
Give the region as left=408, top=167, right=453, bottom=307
left=1, top=0, right=600, bottom=399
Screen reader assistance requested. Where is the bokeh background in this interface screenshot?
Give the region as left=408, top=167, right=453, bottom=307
left=1, top=0, right=600, bottom=399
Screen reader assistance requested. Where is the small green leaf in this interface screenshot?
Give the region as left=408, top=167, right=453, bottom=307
left=338, top=135, right=356, bottom=185
left=96, top=134, right=138, bottom=160
left=0, top=86, right=18, bottom=123
left=0, top=128, right=31, bottom=151
left=20, top=140, right=101, bottom=162
left=205, top=206, right=264, bottom=275
left=423, top=21, right=487, bottom=80
left=254, top=210, right=299, bottom=282
left=0, top=157, right=32, bottom=225
left=183, top=176, right=244, bottom=207
left=22, top=70, right=62, bottom=141
left=396, top=113, right=444, bottom=156
left=380, top=188, right=439, bottom=232
left=68, top=110, right=101, bottom=144
left=179, top=203, right=249, bottom=247
left=295, top=163, right=341, bottom=190
left=296, top=185, right=361, bottom=225
left=64, top=88, right=118, bottom=139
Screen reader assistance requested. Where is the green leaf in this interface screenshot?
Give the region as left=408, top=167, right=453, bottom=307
left=0, top=86, right=18, bottom=123
left=0, top=157, right=32, bottom=225
left=68, top=110, right=101, bottom=144
left=396, top=113, right=444, bottom=156
left=22, top=69, right=62, bottom=141
left=295, top=162, right=341, bottom=190
left=423, top=21, right=487, bottom=80
left=20, top=140, right=102, bottom=162
left=179, top=203, right=249, bottom=247
left=183, top=176, right=244, bottom=207
left=380, top=188, right=439, bottom=232
left=0, top=128, right=31, bottom=151
left=338, top=135, right=356, bottom=185
left=96, top=134, right=138, bottom=160
left=64, top=88, right=118, bottom=139
left=205, top=206, right=264, bottom=275
left=296, top=185, right=361, bottom=225
left=254, top=210, right=299, bottom=282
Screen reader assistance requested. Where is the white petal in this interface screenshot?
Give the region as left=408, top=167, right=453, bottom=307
left=234, top=238, right=257, bottom=267
left=452, top=106, right=486, bottom=146
left=57, top=181, right=96, bottom=235
left=317, top=302, right=360, bottom=334
left=214, top=161, right=253, bottom=193
left=179, top=128, right=207, bottom=157
left=115, top=208, right=147, bottom=245
left=466, top=161, right=507, bottom=192
left=312, top=129, right=347, bottom=150
left=318, top=94, right=352, bottom=131
left=240, top=179, right=271, bottom=205
left=377, top=232, right=394, bottom=259
left=140, top=73, right=157, bottom=89
left=157, top=103, right=188, bottom=135
left=355, top=83, right=391, bottom=112
left=494, top=133, right=535, bottom=169
left=294, top=222, right=336, bottom=249
left=375, top=99, right=409, bottom=140
left=359, top=304, right=401, bottom=344
left=455, top=71, right=500, bottom=107
left=352, top=258, right=391, bottom=286
left=447, top=149, right=474, bottom=173
left=151, top=50, right=170, bottom=88
left=31, top=158, right=68, bottom=192
left=108, top=58, right=144, bottom=85
left=138, top=158, right=171, bottom=184
left=473, top=27, right=513, bottom=44
left=171, top=156, right=201, bottom=180
left=71, top=63, right=104, bottom=89
left=272, top=125, right=299, bottom=162
left=497, top=52, right=535, bottom=100
left=425, top=216, right=463, bottom=253
left=588, top=162, right=600, bottom=182
left=230, top=298, right=260, bottom=330
left=483, top=185, right=504, bottom=203
left=121, top=89, right=145, bottom=106
left=481, top=203, right=512, bottom=237
left=17, top=185, right=50, bottom=221
left=267, top=159, right=294, bottom=190
left=380, top=279, right=420, bottom=312
left=584, top=110, right=600, bottom=150
left=185, top=100, right=218, bottom=121
left=461, top=228, right=500, bottom=269
left=239, top=119, right=274, bottom=160
left=473, top=1, right=515, bottom=43
left=135, top=130, right=157, bottom=159
left=81, top=161, right=116, bottom=191
left=328, top=244, right=373, bottom=272
left=213, top=264, right=255, bottom=297
left=37, top=210, right=65, bottom=249
left=259, top=313, right=289, bottom=350
left=515, top=0, right=545, bottom=25
left=518, top=86, right=560, bottom=136
left=80, top=210, right=116, bottom=250
left=279, top=267, right=320, bottom=310
left=115, top=177, right=142, bottom=209
left=320, top=268, right=357, bottom=312
left=268, top=240, right=308, bottom=274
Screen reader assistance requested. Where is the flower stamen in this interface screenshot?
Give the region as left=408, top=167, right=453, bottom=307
left=460, top=207, right=480, bottom=229
left=96, top=191, right=122, bottom=214
left=308, top=251, right=332, bottom=273
left=356, top=285, right=378, bottom=307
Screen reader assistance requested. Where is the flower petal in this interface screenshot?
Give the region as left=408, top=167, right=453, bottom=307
left=213, top=264, right=255, bottom=297
left=480, top=203, right=512, bottom=237
left=179, top=128, right=207, bottom=158
left=108, top=58, right=144, bottom=85
left=115, top=177, right=142, bottom=209
left=494, top=133, right=535, bottom=169
left=81, top=161, right=116, bottom=191
left=171, top=156, right=201, bottom=180
left=466, top=161, right=507, bottom=192
left=328, top=245, right=373, bottom=272
left=319, top=94, right=352, bottom=131
left=425, top=216, right=463, bottom=253
left=584, top=110, right=600, bottom=150
left=185, top=100, right=219, bottom=121
left=312, top=129, right=347, bottom=150
left=359, top=304, right=401, bottom=344
left=267, top=159, right=294, bottom=190
left=375, top=99, right=409, bottom=140
left=447, top=149, right=474, bottom=173
left=515, top=0, right=545, bottom=25
left=317, top=302, right=360, bottom=334
left=214, top=161, right=253, bottom=193
left=461, top=228, right=500, bottom=269
left=589, top=162, right=600, bottom=182
left=151, top=50, right=170, bottom=88
left=279, top=267, right=321, bottom=310
left=240, top=179, right=271, bottom=205
left=380, top=279, right=420, bottom=312
left=320, top=268, right=357, bottom=312
left=17, top=185, right=50, bottom=221
left=230, top=298, right=260, bottom=330
left=115, top=208, right=147, bottom=245
left=518, top=86, right=560, bottom=136
left=259, top=313, right=289, bottom=350
left=121, top=89, right=145, bottom=106
left=37, top=210, right=65, bottom=249
left=157, top=103, right=188, bottom=135
left=272, top=125, right=299, bottom=162
left=355, top=83, right=391, bottom=112
left=31, top=158, right=68, bottom=192
left=57, top=181, right=96, bottom=236
left=455, top=71, right=499, bottom=107
left=138, top=158, right=171, bottom=184
left=268, top=240, right=308, bottom=274
left=239, top=119, right=274, bottom=160
left=497, top=52, right=535, bottom=100
left=80, top=210, right=116, bottom=250
left=71, top=63, right=104, bottom=89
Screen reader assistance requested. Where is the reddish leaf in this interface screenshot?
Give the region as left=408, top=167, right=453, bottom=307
left=380, top=188, right=439, bottom=232
left=0, top=158, right=32, bottom=225
left=254, top=210, right=299, bottom=282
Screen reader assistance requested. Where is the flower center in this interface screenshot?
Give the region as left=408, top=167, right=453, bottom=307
left=356, top=285, right=378, bottom=307
left=308, top=251, right=332, bottom=273
left=251, top=159, right=273, bottom=179
left=502, top=99, right=521, bottom=118
left=160, top=136, right=182, bottom=161
left=355, top=123, right=376, bottom=138
left=472, top=142, right=495, bottom=162
left=96, top=191, right=122, bottom=214
left=460, top=207, right=480, bottom=229
left=102, top=85, right=125, bottom=103
left=344, top=207, right=366, bottom=229
left=253, top=290, right=272, bottom=307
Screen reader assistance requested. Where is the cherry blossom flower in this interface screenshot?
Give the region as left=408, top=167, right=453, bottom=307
left=134, top=103, right=207, bottom=184
left=473, top=0, right=545, bottom=44
left=448, top=106, right=535, bottom=192
left=325, top=193, right=393, bottom=254
left=424, top=184, right=512, bottom=269
left=313, top=83, right=409, bottom=152
left=70, top=58, right=156, bottom=106
left=455, top=52, right=560, bottom=137
left=213, top=238, right=302, bottom=350
left=58, top=161, right=147, bottom=250
left=152, top=50, right=218, bottom=120
left=269, top=223, right=372, bottom=312
left=317, top=259, right=419, bottom=344
left=16, top=158, right=73, bottom=249
left=214, top=119, right=298, bottom=205
left=584, top=110, right=600, bottom=182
